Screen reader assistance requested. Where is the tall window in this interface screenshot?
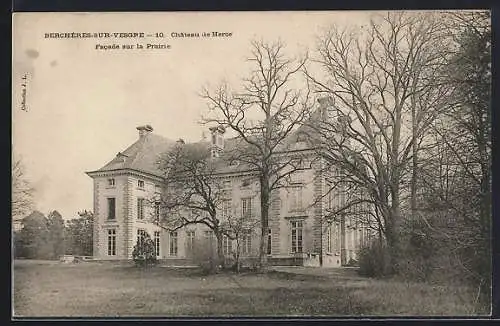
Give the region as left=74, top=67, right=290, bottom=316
left=241, top=198, right=252, bottom=219
left=137, top=180, right=145, bottom=189
left=290, top=220, right=303, bottom=253
left=108, top=178, right=115, bottom=187
left=186, top=230, right=195, bottom=255
left=154, top=231, right=160, bottom=257
left=289, top=186, right=303, bottom=211
left=154, top=202, right=160, bottom=223
left=107, top=198, right=116, bottom=220
left=241, top=234, right=252, bottom=255
left=107, top=229, right=116, bottom=256
left=137, top=198, right=144, bottom=220
left=204, top=230, right=214, bottom=249
left=222, top=236, right=233, bottom=256
left=267, top=228, right=272, bottom=255
left=169, top=231, right=178, bottom=256
left=221, top=199, right=232, bottom=219
left=137, top=228, right=147, bottom=244
left=336, top=223, right=341, bottom=252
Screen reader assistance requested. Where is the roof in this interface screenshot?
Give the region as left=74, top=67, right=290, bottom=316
left=88, top=104, right=329, bottom=179
left=91, top=133, right=176, bottom=177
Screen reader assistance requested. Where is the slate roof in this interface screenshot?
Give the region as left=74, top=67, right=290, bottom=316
left=89, top=105, right=327, bottom=179
left=92, top=133, right=177, bottom=177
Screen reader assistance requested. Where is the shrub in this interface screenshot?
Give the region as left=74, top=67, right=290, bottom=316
left=132, top=232, right=157, bottom=267
left=358, top=240, right=392, bottom=277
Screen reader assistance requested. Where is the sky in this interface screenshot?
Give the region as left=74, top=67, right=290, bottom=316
left=12, top=11, right=373, bottom=219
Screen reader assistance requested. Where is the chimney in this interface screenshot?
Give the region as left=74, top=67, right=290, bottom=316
left=209, top=125, right=226, bottom=158
left=317, top=96, right=334, bottom=120
left=137, top=125, right=153, bottom=138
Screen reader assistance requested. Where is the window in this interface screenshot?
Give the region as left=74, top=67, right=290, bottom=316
left=222, top=179, right=231, bottom=191
left=336, top=223, right=341, bottom=252
left=155, top=185, right=162, bottom=193
left=137, top=228, right=147, bottom=244
left=204, top=230, right=214, bottom=248
left=327, top=222, right=332, bottom=253
left=107, top=229, right=116, bottom=256
left=169, top=231, right=178, bottom=256
left=242, top=234, right=252, bottom=255
left=107, top=178, right=115, bottom=187
left=137, top=180, right=145, bottom=189
left=241, top=179, right=251, bottom=188
left=137, top=198, right=144, bottom=220
left=289, top=186, right=303, bottom=211
left=267, top=228, right=272, bottom=255
left=107, top=198, right=116, bottom=220
left=222, top=236, right=233, bottom=256
left=221, top=199, right=232, bottom=219
left=211, top=133, right=216, bottom=145
left=186, top=230, right=195, bottom=255
left=290, top=171, right=304, bottom=184
left=290, top=220, right=303, bottom=253
left=154, top=231, right=160, bottom=257
left=154, top=202, right=160, bottom=223
left=241, top=198, right=252, bottom=219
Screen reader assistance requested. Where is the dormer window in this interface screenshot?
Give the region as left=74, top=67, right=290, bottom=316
left=107, top=178, right=115, bottom=187
left=138, top=180, right=145, bottom=189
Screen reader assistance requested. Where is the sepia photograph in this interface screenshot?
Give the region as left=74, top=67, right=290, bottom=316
left=12, top=10, right=492, bottom=317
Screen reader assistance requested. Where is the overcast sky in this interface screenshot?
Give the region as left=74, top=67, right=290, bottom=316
left=12, top=11, right=373, bottom=219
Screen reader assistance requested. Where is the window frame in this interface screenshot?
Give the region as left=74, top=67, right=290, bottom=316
left=169, top=231, right=178, bottom=256
left=107, top=197, right=116, bottom=220
left=137, top=198, right=144, bottom=220
left=186, top=230, right=196, bottom=254
left=241, top=233, right=252, bottom=255
left=290, top=220, right=304, bottom=254
left=107, top=229, right=116, bottom=256
left=289, top=186, right=304, bottom=211
left=137, top=180, right=145, bottom=189
left=241, top=197, right=252, bottom=219
left=222, top=236, right=233, bottom=256
left=154, top=231, right=161, bottom=257
left=137, top=228, right=147, bottom=244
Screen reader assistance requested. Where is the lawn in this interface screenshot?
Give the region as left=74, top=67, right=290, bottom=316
left=12, top=260, right=487, bottom=317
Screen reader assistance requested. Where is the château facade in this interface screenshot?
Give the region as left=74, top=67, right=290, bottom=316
left=86, top=109, right=373, bottom=267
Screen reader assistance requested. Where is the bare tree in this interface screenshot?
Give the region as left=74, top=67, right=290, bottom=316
left=154, top=140, right=239, bottom=269
left=201, top=39, right=314, bottom=268
left=419, top=10, right=491, bottom=301
left=305, top=12, right=453, bottom=272
left=12, top=158, right=34, bottom=222
left=220, top=202, right=260, bottom=272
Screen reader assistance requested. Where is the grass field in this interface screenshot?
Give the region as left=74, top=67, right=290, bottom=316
left=12, top=260, right=488, bottom=317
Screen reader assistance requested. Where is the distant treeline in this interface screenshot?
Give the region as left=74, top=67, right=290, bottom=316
left=13, top=210, right=93, bottom=259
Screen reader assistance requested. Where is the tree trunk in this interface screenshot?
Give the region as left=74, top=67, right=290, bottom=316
left=215, top=230, right=224, bottom=270
left=259, top=173, right=270, bottom=270
left=387, top=189, right=402, bottom=275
